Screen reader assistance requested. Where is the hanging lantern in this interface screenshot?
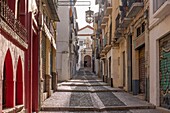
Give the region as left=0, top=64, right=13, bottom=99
left=85, top=7, right=94, bottom=24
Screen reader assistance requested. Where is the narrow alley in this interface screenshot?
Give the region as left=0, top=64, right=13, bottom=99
left=40, top=69, right=160, bottom=113
left=1, top=0, right=170, bottom=112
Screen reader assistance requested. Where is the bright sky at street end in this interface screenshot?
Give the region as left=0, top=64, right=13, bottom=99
left=75, top=0, right=99, bottom=29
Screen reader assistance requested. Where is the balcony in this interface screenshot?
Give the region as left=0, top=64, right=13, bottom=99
left=103, top=36, right=111, bottom=52
left=121, top=17, right=132, bottom=27
left=118, top=5, right=132, bottom=28
left=126, top=0, right=144, bottom=18
left=103, top=37, right=107, bottom=47
left=100, top=52, right=105, bottom=58
left=0, top=1, right=27, bottom=42
left=47, top=0, right=60, bottom=21
left=101, top=23, right=106, bottom=29
left=100, top=10, right=104, bottom=20
left=105, top=0, right=112, bottom=15
left=102, top=16, right=109, bottom=23
left=153, top=0, right=170, bottom=18
left=96, top=47, right=100, bottom=59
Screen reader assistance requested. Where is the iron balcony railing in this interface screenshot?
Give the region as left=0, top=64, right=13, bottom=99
left=103, top=37, right=107, bottom=47
left=100, top=10, right=104, bottom=20
left=103, top=0, right=112, bottom=10
left=96, top=47, right=100, bottom=59
left=107, top=0, right=112, bottom=7
left=0, top=1, right=27, bottom=42
left=127, top=0, right=143, bottom=9
left=120, top=6, right=127, bottom=22
left=119, top=0, right=128, bottom=21
left=100, top=39, right=103, bottom=52
left=115, top=14, right=120, bottom=29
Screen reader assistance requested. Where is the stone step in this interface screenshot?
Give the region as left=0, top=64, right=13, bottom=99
left=57, top=86, right=124, bottom=92
left=56, top=89, right=124, bottom=92
left=41, top=105, right=155, bottom=112
left=67, top=80, right=103, bottom=82
left=59, top=83, right=109, bottom=86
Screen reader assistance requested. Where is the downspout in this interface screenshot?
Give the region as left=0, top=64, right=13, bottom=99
left=36, top=0, right=41, bottom=111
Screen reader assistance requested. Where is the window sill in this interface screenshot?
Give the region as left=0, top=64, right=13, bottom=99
left=2, top=104, right=24, bottom=113
left=15, top=104, right=24, bottom=112
left=2, top=107, right=15, bottom=113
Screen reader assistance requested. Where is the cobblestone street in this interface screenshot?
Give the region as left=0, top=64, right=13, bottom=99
left=40, top=69, right=161, bottom=113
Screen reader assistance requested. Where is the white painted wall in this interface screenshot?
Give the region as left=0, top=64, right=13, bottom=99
left=78, top=28, right=94, bottom=34
left=57, top=3, right=70, bottom=81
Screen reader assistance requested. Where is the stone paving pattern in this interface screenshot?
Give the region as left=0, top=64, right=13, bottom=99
left=40, top=69, right=162, bottom=113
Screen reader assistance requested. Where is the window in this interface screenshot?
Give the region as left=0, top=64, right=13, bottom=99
left=136, top=22, right=145, bottom=37
left=142, top=22, right=145, bottom=33
left=153, top=0, right=167, bottom=13
left=79, top=41, right=83, bottom=46
left=137, top=27, right=141, bottom=37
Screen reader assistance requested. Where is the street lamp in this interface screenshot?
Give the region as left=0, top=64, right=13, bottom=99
left=85, top=7, right=94, bottom=24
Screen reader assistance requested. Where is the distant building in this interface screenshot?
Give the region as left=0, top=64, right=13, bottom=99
left=57, top=0, right=78, bottom=81
left=77, top=25, right=94, bottom=71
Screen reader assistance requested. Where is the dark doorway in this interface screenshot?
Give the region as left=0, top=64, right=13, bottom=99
left=84, top=55, right=91, bottom=68
left=128, top=35, right=132, bottom=92
left=139, top=46, right=145, bottom=94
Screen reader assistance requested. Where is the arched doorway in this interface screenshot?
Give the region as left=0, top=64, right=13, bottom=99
left=84, top=55, right=91, bottom=68
left=3, top=49, right=14, bottom=108
left=16, top=56, right=23, bottom=105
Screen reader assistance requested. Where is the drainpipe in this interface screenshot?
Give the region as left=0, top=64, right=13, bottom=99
left=36, top=0, right=41, bottom=111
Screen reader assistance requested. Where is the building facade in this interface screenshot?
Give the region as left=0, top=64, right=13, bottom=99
left=57, top=0, right=78, bottom=81
left=94, top=0, right=170, bottom=111
left=113, top=0, right=149, bottom=100
left=0, top=0, right=60, bottom=112
left=38, top=0, right=59, bottom=108
left=69, top=7, right=79, bottom=77
left=77, top=25, right=94, bottom=71
left=149, top=0, right=170, bottom=109
left=94, top=0, right=150, bottom=105
left=95, top=0, right=113, bottom=86
left=0, top=0, right=28, bottom=112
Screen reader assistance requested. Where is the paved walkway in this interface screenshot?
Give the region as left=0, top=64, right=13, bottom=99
left=40, top=69, right=162, bottom=113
